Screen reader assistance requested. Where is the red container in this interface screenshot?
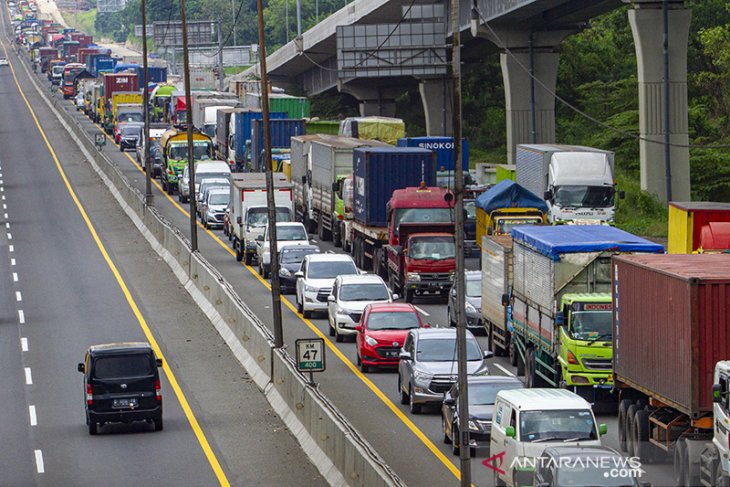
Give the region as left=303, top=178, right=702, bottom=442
left=613, top=254, right=730, bottom=418
left=102, top=73, right=139, bottom=102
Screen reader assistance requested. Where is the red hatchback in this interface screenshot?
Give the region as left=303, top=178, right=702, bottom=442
left=356, top=303, right=424, bottom=373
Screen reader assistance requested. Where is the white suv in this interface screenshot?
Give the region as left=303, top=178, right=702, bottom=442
left=257, top=222, right=309, bottom=278
left=295, top=254, right=358, bottom=318
left=327, top=274, right=395, bottom=342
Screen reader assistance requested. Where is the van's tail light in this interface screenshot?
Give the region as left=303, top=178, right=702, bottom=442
left=86, top=384, right=93, bottom=405
left=156, top=379, right=162, bottom=400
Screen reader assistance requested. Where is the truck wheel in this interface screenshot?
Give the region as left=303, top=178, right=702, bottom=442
left=244, top=250, right=252, bottom=266
left=674, top=439, right=688, bottom=487
left=525, top=349, right=535, bottom=387
left=716, top=462, right=730, bottom=487
left=509, top=339, right=518, bottom=367
left=617, top=399, right=632, bottom=453
left=625, top=404, right=638, bottom=458
left=515, top=344, right=525, bottom=377
left=333, top=223, right=341, bottom=247
left=405, top=288, right=414, bottom=303
left=633, top=408, right=653, bottom=463
left=166, top=180, right=175, bottom=195
left=317, top=215, right=325, bottom=240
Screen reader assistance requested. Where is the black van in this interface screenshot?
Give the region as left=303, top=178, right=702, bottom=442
left=78, top=342, right=163, bottom=435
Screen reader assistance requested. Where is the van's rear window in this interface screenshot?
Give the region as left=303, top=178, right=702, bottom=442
left=93, top=355, right=153, bottom=379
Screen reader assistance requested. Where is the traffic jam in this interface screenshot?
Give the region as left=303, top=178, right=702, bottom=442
left=11, top=3, right=730, bottom=486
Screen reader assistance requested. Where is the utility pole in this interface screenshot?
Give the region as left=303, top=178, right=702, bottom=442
left=231, top=0, right=237, bottom=46
left=141, top=0, right=152, bottom=205
left=256, top=0, right=284, bottom=349
left=180, top=0, right=198, bottom=252
left=662, top=0, right=672, bottom=203
left=451, top=0, right=470, bottom=482
left=217, top=20, right=224, bottom=91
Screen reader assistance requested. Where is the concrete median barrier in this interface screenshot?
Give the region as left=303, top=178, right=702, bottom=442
left=13, top=47, right=404, bottom=487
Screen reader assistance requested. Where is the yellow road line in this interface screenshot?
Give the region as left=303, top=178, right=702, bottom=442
left=65, top=61, right=462, bottom=481
left=2, top=45, right=231, bottom=487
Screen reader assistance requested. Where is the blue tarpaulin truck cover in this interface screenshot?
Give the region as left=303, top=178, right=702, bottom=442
left=475, top=180, right=548, bottom=214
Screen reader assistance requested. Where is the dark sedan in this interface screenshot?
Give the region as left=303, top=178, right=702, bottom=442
left=119, top=123, right=144, bottom=151
left=442, top=375, right=523, bottom=455
left=277, top=245, right=320, bottom=293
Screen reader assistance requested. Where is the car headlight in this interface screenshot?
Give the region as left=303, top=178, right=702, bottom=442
left=279, top=268, right=291, bottom=277
left=407, top=272, right=421, bottom=282
left=304, top=285, right=317, bottom=293
left=413, top=370, right=433, bottom=386
left=364, top=335, right=378, bottom=347
left=465, top=302, right=476, bottom=314
left=468, top=420, right=480, bottom=431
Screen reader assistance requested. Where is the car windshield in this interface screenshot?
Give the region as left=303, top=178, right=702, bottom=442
left=469, top=382, right=522, bottom=406
left=366, top=311, right=420, bottom=331
left=394, top=208, right=453, bottom=236
left=417, top=337, right=482, bottom=362
left=308, top=260, right=357, bottom=279
left=519, top=409, right=598, bottom=442
left=247, top=208, right=291, bottom=227
left=409, top=237, right=455, bottom=260
left=339, top=283, right=389, bottom=302
left=570, top=311, right=612, bottom=341
left=119, top=113, right=143, bottom=123
left=281, top=248, right=319, bottom=264
left=554, top=185, right=614, bottom=208
left=466, top=278, right=481, bottom=297
left=496, top=218, right=543, bottom=236
left=93, top=354, right=153, bottom=379
left=277, top=226, right=307, bottom=241
left=208, top=193, right=228, bottom=205
left=555, top=457, right=637, bottom=487
left=121, top=125, right=141, bottom=136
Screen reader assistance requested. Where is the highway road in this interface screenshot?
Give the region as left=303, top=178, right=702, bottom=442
left=5, top=17, right=678, bottom=487
left=0, top=11, right=324, bottom=487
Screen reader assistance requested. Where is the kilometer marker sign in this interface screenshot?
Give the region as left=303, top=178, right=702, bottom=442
left=295, top=338, right=325, bottom=373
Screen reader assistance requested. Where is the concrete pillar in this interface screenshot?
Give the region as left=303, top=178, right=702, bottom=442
left=629, top=3, right=691, bottom=203
left=501, top=48, right=560, bottom=163
left=358, top=98, right=397, bottom=118
left=419, top=78, right=452, bottom=136
left=338, top=83, right=398, bottom=118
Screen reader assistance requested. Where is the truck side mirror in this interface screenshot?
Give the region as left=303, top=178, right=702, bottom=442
left=256, top=235, right=264, bottom=242
left=236, top=216, right=242, bottom=225
left=332, top=181, right=340, bottom=192
left=544, top=190, right=552, bottom=200
left=501, top=293, right=509, bottom=307
left=713, top=383, right=724, bottom=403
left=505, top=426, right=516, bottom=438
left=599, top=423, right=608, bottom=436
left=487, top=227, right=492, bottom=236
left=156, top=358, right=163, bottom=367
left=77, top=363, right=85, bottom=373
left=398, top=351, right=412, bottom=361
left=301, top=175, right=307, bottom=184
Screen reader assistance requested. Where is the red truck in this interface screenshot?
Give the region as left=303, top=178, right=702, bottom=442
left=102, top=73, right=139, bottom=133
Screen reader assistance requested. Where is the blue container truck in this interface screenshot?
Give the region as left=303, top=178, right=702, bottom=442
left=230, top=110, right=287, bottom=167
left=249, top=118, right=305, bottom=171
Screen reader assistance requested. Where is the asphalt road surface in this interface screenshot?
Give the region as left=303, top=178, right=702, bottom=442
left=3, top=13, right=679, bottom=486
left=0, top=11, right=323, bottom=487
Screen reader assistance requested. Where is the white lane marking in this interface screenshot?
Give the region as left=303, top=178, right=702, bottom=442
left=494, top=363, right=516, bottom=377
left=29, top=405, right=37, bottom=426
left=3, top=213, right=7, bottom=218
left=7, top=233, right=12, bottom=240
left=11, top=258, right=16, bottom=266
left=12, top=272, right=18, bottom=282
left=24, top=367, right=32, bottom=385
left=16, top=291, right=22, bottom=302
left=8, top=244, right=13, bottom=252
left=18, top=309, right=25, bottom=323
left=414, top=306, right=430, bottom=317
left=5, top=222, right=9, bottom=229
left=2, top=204, right=6, bottom=210
left=34, top=450, right=44, bottom=473
left=21, top=337, right=28, bottom=351
left=2, top=195, right=5, bottom=200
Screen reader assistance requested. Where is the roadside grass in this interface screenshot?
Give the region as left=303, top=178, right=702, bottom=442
left=60, top=8, right=96, bottom=38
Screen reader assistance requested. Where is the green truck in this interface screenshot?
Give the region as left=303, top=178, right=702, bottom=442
left=158, top=128, right=214, bottom=194
left=490, top=225, right=663, bottom=405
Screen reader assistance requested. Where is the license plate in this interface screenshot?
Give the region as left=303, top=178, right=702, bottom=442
left=112, top=398, right=138, bottom=409
left=384, top=351, right=398, bottom=358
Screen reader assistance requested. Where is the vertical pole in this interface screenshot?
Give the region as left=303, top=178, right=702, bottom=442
left=450, top=0, right=470, bottom=483
left=141, top=0, right=152, bottom=204
left=256, top=0, right=284, bottom=349
left=231, top=0, right=237, bottom=46
left=662, top=0, right=672, bottom=203
left=316, top=0, right=319, bottom=23
left=180, top=0, right=198, bottom=252
left=296, top=0, right=302, bottom=37
left=217, top=20, right=224, bottom=91
left=285, top=0, right=289, bottom=43
left=529, top=31, right=537, bottom=144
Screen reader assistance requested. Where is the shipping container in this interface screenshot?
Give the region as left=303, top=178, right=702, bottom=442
left=250, top=119, right=305, bottom=171
left=397, top=137, right=469, bottom=172
left=496, top=164, right=516, bottom=183
left=244, top=93, right=311, bottom=119
left=352, top=147, right=437, bottom=227
left=668, top=202, right=730, bottom=254
left=231, top=110, right=287, bottom=165
left=102, top=72, right=139, bottom=103
left=613, top=254, right=730, bottom=417
left=215, top=107, right=242, bottom=160
left=305, top=120, right=340, bottom=135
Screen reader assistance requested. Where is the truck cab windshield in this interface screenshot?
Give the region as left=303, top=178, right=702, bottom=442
left=496, top=217, right=543, bottom=236
left=409, top=237, right=455, bottom=260
left=553, top=185, right=614, bottom=208
left=394, top=208, right=453, bottom=236
left=202, top=124, right=216, bottom=138
left=569, top=311, right=612, bottom=341
left=247, top=208, right=291, bottom=227
left=169, top=143, right=211, bottom=161
left=119, top=113, right=143, bottom=123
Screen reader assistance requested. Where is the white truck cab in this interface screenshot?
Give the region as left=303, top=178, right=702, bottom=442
left=490, top=388, right=606, bottom=487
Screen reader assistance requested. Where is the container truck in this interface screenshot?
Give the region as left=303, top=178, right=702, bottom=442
left=159, top=129, right=214, bottom=194
left=308, top=136, right=389, bottom=244
left=191, top=98, right=241, bottom=138
left=102, top=73, right=139, bottom=132
left=668, top=201, right=730, bottom=254
left=215, top=107, right=241, bottom=161
left=290, top=134, right=328, bottom=234
left=474, top=180, right=548, bottom=250
left=243, top=92, right=311, bottom=119
left=515, top=144, right=623, bottom=224
left=249, top=118, right=305, bottom=172
left=349, top=147, right=445, bottom=279
left=61, top=62, right=85, bottom=98
left=611, top=254, right=730, bottom=487
left=227, top=110, right=286, bottom=170
left=108, top=93, right=143, bottom=134
left=505, top=225, right=663, bottom=404
left=228, top=173, right=293, bottom=265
